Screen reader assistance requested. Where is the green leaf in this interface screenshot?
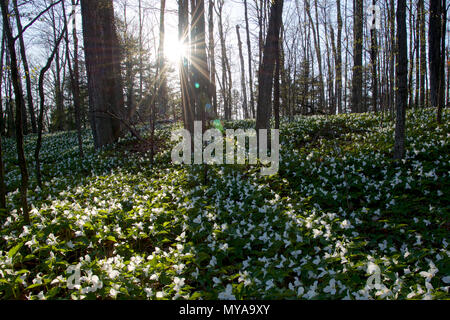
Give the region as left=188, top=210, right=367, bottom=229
left=106, top=236, right=117, bottom=242
left=26, top=283, right=45, bottom=290
left=8, top=242, right=24, bottom=258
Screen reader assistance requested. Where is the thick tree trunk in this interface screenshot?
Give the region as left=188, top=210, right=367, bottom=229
left=415, top=4, right=420, bottom=109
left=256, top=0, right=283, bottom=131
left=394, top=0, right=407, bottom=159
left=437, top=0, right=446, bottom=124
left=447, top=47, right=450, bottom=109
left=429, top=0, right=441, bottom=119
left=80, top=0, right=124, bottom=149
left=179, top=0, right=193, bottom=134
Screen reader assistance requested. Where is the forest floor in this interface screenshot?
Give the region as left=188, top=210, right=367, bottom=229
left=0, top=108, right=449, bottom=300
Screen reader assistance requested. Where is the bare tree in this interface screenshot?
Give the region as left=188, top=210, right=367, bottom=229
left=352, top=0, right=363, bottom=113
left=215, top=0, right=232, bottom=119
left=336, top=0, right=343, bottom=114
left=236, top=25, right=249, bottom=119
left=12, top=0, right=37, bottom=134
left=389, top=0, right=396, bottom=114
left=208, top=0, right=218, bottom=115
left=0, top=0, right=30, bottom=223
left=370, top=0, right=378, bottom=113
left=418, top=0, right=428, bottom=109
left=36, top=5, right=70, bottom=188
left=304, top=0, right=325, bottom=112
left=157, top=0, right=168, bottom=119
left=64, top=0, right=83, bottom=157
left=437, top=0, right=446, bottom=123
left=243, top=0, right=255, bottom=118
left=394, top=0, right=407, bottom=159
left=138, top=0, right=144, bottom=99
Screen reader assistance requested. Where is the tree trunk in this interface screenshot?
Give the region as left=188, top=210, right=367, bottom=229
left=418, top=0, right=426, bottom=108
left=407, top=0, right=414, bottom=109
left=256, top=0, right=283, bottom=131
left=274, top=33, right=281, bottom=129
left=36, top=4, right=69, bottom=188
left=179, top=0, right=193, bottom=134
left=304, top=0, right=324, bottom=112
left=12, top=0, right=36, bottom=134
left=236, top=25, right=249, bottom=119
left=370, top=0, right=378, bottom=113
left=158, top=0, right=168, bottom=119
left=437, top=0, right=446, bottom=124
left=336, top=0, right=343, bottom=114
left=80, top=0, right=124, bottom=149
left=0, top=128, right=5, bottom=210
left=208, top=0, right=218, bottom=116
left=50, top=5, right=65, bottom=132
left=415, top=3, right=420, bottom=109
left=447, top=46, right=450, bottom=109
left=0, top=0, right=29, bottom=223
left=394, top=0, right=407, bottom=159
left=244, top=0, right=256, bottom=118
left=323, top=7, right=334, bottom=114
left=216, top=0, right=230, bottom=119
left=65, top=0, right=83, bottom=157
left=389, top=0, right=396, bottom=114
left=138, top=0, right=143, bottom=100
left=122, top=3, right=135, bottom=122
left=429, top=0, right=441, bottom=119
left=352, top=0, right=363, bottom=113
left=0, top=31, right=6, bottom=210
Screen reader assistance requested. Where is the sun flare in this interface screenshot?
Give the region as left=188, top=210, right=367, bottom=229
left=164, top=33, right=188, bottom=67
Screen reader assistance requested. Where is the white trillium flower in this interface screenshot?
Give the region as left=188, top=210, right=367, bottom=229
left=218, top=284, right=236, bottom=300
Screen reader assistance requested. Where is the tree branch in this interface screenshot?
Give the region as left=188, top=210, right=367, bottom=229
left=13, top=0, right=64, bottom=41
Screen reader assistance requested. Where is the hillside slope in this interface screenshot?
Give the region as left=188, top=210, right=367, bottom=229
left=0, top=108, right=448, bottom=300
